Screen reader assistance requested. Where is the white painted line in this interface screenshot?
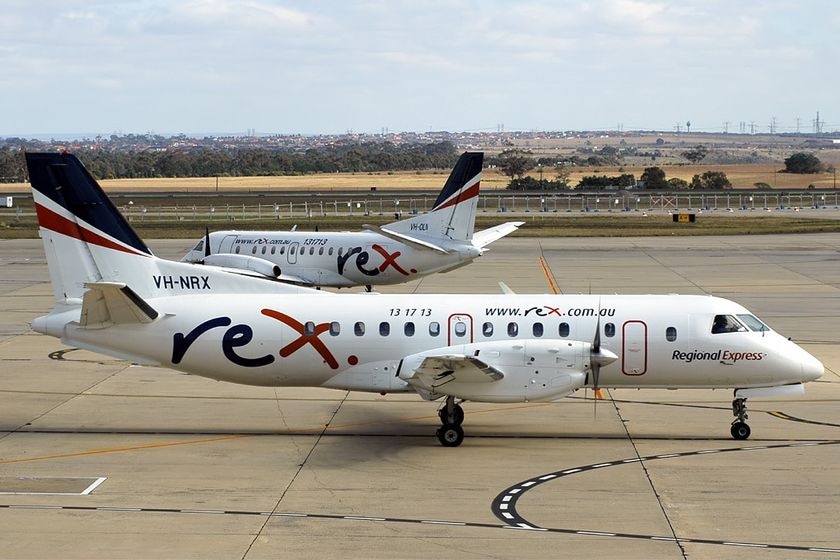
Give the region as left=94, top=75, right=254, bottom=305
left=10, top=505, right=59, bottom=509
left=539, top=474, right=557, bottom=480
left=651, top=537, right=677, bottom=542
left=809, top=548, right=840, bottom=553
left=274, top=513, right=307, bottom=517
left=420, top=520, right=466, bottom=526
left=562, top=468, right=581, bottom=474
left=723, top=542, right=767, bottom=548
left=576, top=531, right=616, bottom=537
left=499, top=504, right=508, bottom=510
left=592, top=463, right=611, bottom=468
left=80, top=477, right=107, bottom=496
left=501, top=512, right=514, bottom=519
left=696, top=450, right=720, bottom=454
left=509, top=488, right=521, bottom=494
left=656, top=454, right=679, bottom=459
left=622, top=458, right=641, bottom=463
left=521, top=481, right=536, bottom=487
left=514, top=523, right=547, bottom=531
left=96, top=507, right=141, bottom=512
left=343, top=516, right=385, bottom=521
left=501, top=496, right=512, bottom=502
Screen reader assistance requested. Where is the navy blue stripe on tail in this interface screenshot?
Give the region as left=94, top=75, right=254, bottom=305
left=26, top=152, right=151, bottom=256
left=432, top=152, right=483, bottom=210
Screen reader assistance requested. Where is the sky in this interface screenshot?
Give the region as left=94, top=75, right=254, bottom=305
left=1, top=0, right=838, bottom=137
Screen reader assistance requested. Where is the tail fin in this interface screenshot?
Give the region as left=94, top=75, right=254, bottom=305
left=28, top=152, right=304, bottom=305
left=382, top=152, right=482, bottom=244
left=27, top=152, right=153, bottom=303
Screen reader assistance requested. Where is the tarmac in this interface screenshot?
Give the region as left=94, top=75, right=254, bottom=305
left=1, top=234, right=839, bottom=559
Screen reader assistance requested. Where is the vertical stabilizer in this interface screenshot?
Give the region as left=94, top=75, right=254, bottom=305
left=384, top=152, right=482, bottom=243
left=26, top=152, right=153, bottom=303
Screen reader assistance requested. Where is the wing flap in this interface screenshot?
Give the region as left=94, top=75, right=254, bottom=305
left=408, top=354, right=504, bottom=390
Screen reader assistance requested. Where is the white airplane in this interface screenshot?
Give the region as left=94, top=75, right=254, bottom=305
left=181, top=152, right=523, bottom=290
left=27, top=152, right=823, bottom=447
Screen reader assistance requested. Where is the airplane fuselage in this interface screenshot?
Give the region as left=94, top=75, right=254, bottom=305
left=184, top=231, right=481, bottom=287
left=37, top=293, right=822, bottom=399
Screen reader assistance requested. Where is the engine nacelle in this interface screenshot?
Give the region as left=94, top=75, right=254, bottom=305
left=202, top=253, right=281, bottom=278
left=399, top=339, right=590, bottom=403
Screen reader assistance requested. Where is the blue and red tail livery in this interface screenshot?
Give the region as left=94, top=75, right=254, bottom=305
left=26, top=152, right=151, bottom=256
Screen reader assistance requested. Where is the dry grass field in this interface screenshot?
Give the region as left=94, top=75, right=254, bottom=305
left=1, top=163, right=836, bottom=193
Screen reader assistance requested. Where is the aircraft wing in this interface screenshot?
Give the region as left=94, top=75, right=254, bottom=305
left=362, top=224, right=450, bottom=254
left=403, top=354, right=504, bottom=392
left=471, top=221, right=524, bottom=249
left=80, top=282, right=159, bottom=328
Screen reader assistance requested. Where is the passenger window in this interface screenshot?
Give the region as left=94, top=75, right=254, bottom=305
left=261, top=246, right=266, bottom=254
left=507, top=322, right=518, bottom=337
left=304, top=321, right=315, bottom=336
left=429, top=322, right=440, bottom=336
left=559, top=322, right=570, bottom=337
left=280, top=246, right=285, bottom=255
left=533, top=323, right=543, bottom=337
left=666, top=326, right=677, bottom=342
left=482, top=322, right=494, bottom=337
left=379, top=322, right=390, bottom=336
left=712, top=314, right=746, bottom=334
left=454, top=321, right=467, bottom=337
left=291, top=246, right=296, bottom=255
left=271, top=246, right=276, bottom=255
left=604, top=323, right=615, bottom=337
left=329, top=322, right=340, bottom=336
left=309, top=247, right=315, bottom=255
left=251, top=246, right=257, bottom=255
left=328, top=247, right=334, bottom=256
left=319, top=247, right=324, bottom=255
left=404, top=322, right=415, bottom=336
left=354, top=322, right=365, bottom=336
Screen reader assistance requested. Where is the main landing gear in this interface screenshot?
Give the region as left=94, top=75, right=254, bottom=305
left=730, top=396, right=751, bottom=440
left=436, top=396, right=465, bottom=447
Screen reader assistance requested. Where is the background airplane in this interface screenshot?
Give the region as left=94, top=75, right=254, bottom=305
left=27, top=152, right=823, bottom=446
left=182, top=152, right=523, bottom=290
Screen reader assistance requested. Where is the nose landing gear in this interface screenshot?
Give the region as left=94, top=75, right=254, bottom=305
left=730, top=397, right=751, bottom=440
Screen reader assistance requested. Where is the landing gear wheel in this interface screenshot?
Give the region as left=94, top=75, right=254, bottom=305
left=436, top=424, right=464, bottom=447
left=730, top=421, right=751, bottom=440
left=438, top=403, right=464, bottom=426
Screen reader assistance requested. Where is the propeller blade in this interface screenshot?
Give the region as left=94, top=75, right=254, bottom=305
left=204, top=227, right=211, bottom=258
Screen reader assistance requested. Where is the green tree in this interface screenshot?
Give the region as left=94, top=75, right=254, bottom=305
left=667, top=177, right=689, bottom=190
left=681, top=145, right=708, bottom=163
left=690, top=171, right=732, bottom=190
left=640, top=166, right=668, bottom=189
left=497, top=149, right=535, bottom=181
left=783, top=152, right=823, bottom=174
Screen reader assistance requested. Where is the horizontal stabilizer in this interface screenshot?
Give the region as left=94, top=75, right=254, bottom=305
left=362, top=224, right=450, bottom=254
left=80, top=282, right=159, bottom=328
left=472, top=221, right=524, bottom=249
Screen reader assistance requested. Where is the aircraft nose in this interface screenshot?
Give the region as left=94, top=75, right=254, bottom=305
left=801, top=352, right=824, bottom=382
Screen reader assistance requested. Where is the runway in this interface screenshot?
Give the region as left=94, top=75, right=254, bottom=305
left=1, top=235, right=839, bottom=559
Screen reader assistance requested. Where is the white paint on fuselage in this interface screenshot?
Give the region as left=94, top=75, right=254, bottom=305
left=54, top=293, right=823, bottom=395
left=184, top=231, right=481, bottom=287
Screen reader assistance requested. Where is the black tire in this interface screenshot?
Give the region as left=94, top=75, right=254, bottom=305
left=438, top=403, right=465, bottom=426
left=730, top=421, right=751, bottom=440
left=436, top=424, right=464, bottom=447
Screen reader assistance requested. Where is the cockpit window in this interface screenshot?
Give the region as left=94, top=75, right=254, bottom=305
left=192, top=240, right=204, bottom=252
left=711, top=314, right=747, bottom=334
left=737, top=314, right=769, bottom=332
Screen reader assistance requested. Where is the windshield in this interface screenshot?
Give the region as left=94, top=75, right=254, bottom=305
left=737, top=314, right=769, bottom=332
left=191, top=240, right=204, bottom=252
